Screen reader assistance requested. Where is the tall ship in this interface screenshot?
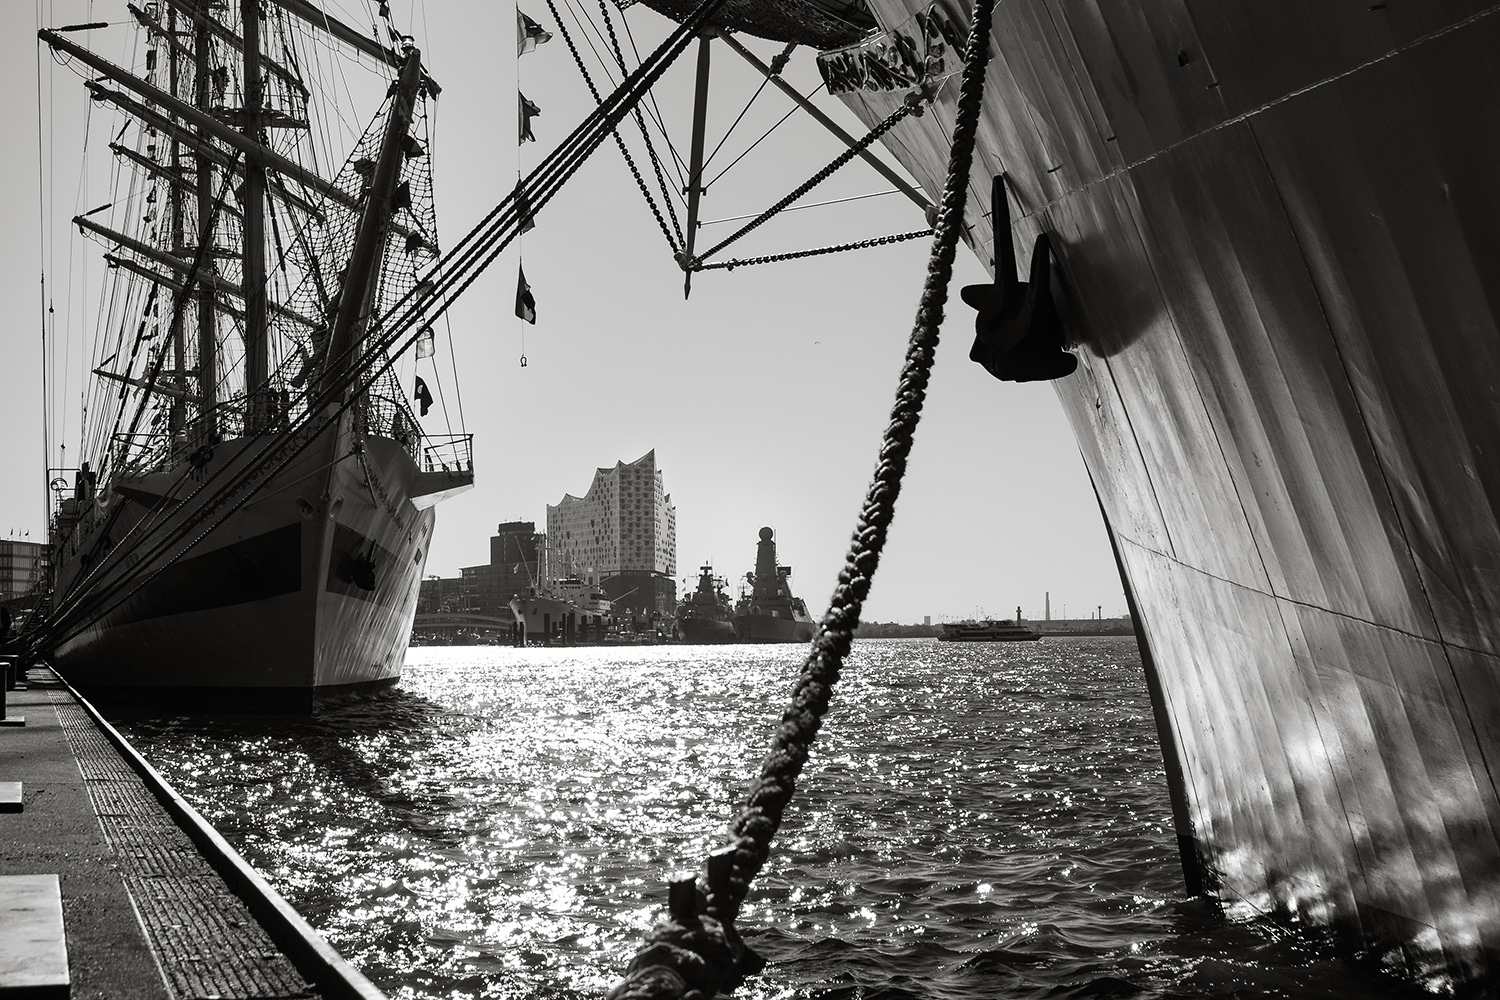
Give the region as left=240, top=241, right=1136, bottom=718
left=514, top=0, right=1500, bottom=989
left=674, top=563, right=736, bottom=644
left=33, top=3, right=472, bottom=707
left=732, top=527, right=815, bottom=644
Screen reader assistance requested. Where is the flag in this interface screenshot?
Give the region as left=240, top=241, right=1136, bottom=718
left=416, top=325, right=435, bottom=359
left=519, top=93, right=540, bottom=144
left=414, top=375, right=433, bottom=416
left=517, top=9, right=551, bottom=55
left=514, top=181, right=535, bottom=234
left=516, top=266, right=537, bottom=324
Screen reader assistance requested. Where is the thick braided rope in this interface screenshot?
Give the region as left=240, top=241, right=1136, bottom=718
left=695, top=227, right=933, bottom=271
left=606, top=2, right=997, bottom=996
left=689, top=100, right=918, bottom=266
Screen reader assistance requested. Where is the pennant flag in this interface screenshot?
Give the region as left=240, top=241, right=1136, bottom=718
left=519, top=93, right=540, bottom=144
left=414, top=375, right=433, bottom=416
left=416, top=325, right=435, bottom=359
left=514, top=181, right=535, bottom=234
left=516, top=266, right=537, bottom=324
left=517, top=9, right=552, bottom=55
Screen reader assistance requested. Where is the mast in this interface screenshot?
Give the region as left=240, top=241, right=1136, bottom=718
left=194, top=1, right=218, bottom=440
left=166, top=2, right=187, bottom=447
left=240, top=0, right=270, bottom=433
left=318, top=48, right=425, bottom=400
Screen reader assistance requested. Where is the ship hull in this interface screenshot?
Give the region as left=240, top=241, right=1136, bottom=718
left=49, top=422, right=438, bottom=710
left=732, top=612, right=815, bottom=644
left=830, top=0, right=1500, bottom=986
left=675, top=616, right=737, bottom=644
left=509, top=596, right=610, bottom=643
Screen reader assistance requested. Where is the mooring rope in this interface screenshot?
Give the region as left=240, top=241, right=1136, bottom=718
left=605, top=1, right=998, bottom=996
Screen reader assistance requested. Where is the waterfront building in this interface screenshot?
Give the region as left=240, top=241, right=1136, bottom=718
left=546, top=450, right=677, bottom=616
left=0, top=539, right=49, bottom=605
left=419, top=521, right=546, bottom=617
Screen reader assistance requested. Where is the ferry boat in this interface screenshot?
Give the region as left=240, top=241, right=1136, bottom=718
left=937, top=619, right=1041, bottom=642
left=33, top=4, right=472, bottom=707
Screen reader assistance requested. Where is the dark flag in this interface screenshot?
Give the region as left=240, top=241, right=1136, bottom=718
left=517, top=9, right=552, bottom=55
left=519, top=93, right=540, bottom=144
left=414, top=375, right=433, bottom=416
left=516, top=266, right=537, bottom=324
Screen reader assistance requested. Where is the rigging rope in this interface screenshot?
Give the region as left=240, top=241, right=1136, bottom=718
left=26, top=0, right=736, bottom=661
left=605, top=0, right=998, bottom=994
left=545, top=0, right=682, bottom=254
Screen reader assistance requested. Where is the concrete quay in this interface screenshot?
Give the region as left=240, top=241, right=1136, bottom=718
left=0, top=664, right=386, bottom=999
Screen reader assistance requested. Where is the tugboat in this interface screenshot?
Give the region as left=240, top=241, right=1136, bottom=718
left=731, top=528, right=815, bottom=644
left=674, top=564, right=736, bottom=644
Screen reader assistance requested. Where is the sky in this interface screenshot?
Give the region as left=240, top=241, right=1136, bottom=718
left=2, top=1, right=1126, bottom=624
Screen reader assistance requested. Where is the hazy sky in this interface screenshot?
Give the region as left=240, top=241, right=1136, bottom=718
left=3, top=1, right=1126, bottom=624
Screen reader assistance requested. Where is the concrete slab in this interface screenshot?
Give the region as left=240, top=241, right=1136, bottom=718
left=0, top=873, right=69, bottom=997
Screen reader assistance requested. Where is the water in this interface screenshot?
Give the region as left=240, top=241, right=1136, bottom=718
left=115, top=638, right=1411, bottom=999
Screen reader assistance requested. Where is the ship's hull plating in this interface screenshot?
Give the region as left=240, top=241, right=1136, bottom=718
left=732, top=612, right=816, bottom=644
left=51, top=422, right=435, bottom=709
left=676, top=615, right=737, bottom=644
left=833, top=0, right=1500, bottom=987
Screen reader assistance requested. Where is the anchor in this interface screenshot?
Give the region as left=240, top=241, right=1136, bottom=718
left=961, top=174, right=1077, bottom=383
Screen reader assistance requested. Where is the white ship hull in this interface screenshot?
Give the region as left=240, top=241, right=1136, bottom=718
left=50, top=420, right=465, bottom=709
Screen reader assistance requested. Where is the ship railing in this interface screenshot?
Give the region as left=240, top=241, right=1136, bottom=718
left=422, top=434, right=473, bottom=475
left=359, top=392, right=424, bottom=463
left=111, top=431, right=173, bottom=478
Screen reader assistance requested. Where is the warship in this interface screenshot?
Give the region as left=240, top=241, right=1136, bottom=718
left=675, top=564, right=737, bottom=643
left=34, top=2, right=472, bottom=707
left=732, top=527, right=816, bottom=644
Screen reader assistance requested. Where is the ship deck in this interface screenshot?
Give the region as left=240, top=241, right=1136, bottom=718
left=0, top=665, right=384, bottom=999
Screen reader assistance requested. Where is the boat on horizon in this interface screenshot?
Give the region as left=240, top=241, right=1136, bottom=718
left=732, top=527, right=816, bottom=644
left=31, top=4, right=472, bottom=708
left=936, top=619, right=1040, bottom=642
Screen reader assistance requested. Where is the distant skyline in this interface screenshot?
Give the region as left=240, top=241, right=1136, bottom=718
left=1, top=1, right=1126, bottom=625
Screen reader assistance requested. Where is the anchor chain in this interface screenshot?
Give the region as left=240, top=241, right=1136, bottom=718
left=694, top=228, right=933, bottom=271
left=606, top=0, right=999, bottom=995
left=545, top=0, right=683, bottom=255
left=686, top=99, right=920, bottom=269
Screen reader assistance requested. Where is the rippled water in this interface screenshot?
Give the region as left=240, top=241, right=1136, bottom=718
left=116, top=638, right=1410, bottom=999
